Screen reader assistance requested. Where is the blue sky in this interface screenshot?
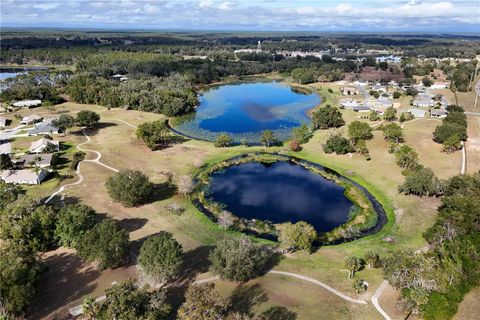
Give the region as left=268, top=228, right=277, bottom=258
left=1, top=0, right=479, bottom=32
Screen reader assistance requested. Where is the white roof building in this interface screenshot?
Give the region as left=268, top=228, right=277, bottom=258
left=13, top=100, right=42, bottom=108
left=29, top=138, right=60, bottom=153
left=21, top=114, right=43, bottom=125
left=0, top=169, right=47, bottom=185
left=339, top=99, right=362, bottom=109
left=0, top=116, right=6, bottom=127
left=408, top=108, right=427, bottom=118
left=15, top=154, right=53, bottom=168
left=28, top=119, right=59, bottom=136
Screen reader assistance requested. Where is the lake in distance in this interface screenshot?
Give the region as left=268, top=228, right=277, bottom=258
left=208, top=161, right=353, bottom=232
left=174, top=82, right=321, bottom=142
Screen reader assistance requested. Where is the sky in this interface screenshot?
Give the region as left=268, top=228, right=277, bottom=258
left=1, top=0, right=479, bottom=32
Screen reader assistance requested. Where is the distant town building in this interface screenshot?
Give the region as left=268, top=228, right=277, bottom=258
left=28, top=119, right=59, bottom=136
left=342, top=86, right=359, bottom=95
left=407, top=108, right=427, bottom=118
left=430, top=81, right=451, bottom=89
left=431, top=109, right=448, bottom=118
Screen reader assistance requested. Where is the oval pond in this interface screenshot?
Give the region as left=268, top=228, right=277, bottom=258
left=173, top=82, right=321, bottom=142
left=208, top=161, right=353, bottom=232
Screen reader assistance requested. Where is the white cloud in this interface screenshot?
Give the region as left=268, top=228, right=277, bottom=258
left=218, top=2, right=232, bottom=11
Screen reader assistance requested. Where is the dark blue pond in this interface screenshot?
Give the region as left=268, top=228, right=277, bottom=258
left=208, top=161, right=353, bottom=232
left=174, top=82, right=321, bottom=142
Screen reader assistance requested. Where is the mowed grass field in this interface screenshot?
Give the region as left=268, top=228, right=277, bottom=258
left=19, top=84, right=470, bottom=319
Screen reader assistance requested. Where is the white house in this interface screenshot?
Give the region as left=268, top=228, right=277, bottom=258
left=342, top=86, right=359, bottom=96
left=431, top=109, right=448, bottom=118
left=13, top=100, right=42, bottom=108
left=430, top=81, right=450, bottom=89
left=0, top=169, right=47, bottom=185
left=339, top=99, right=361, bottom=109
left=21, top=114, right=43, bottom=125
left=0, top=116, right=6, bottom=128
left=408, top=108, right=427, bottom=118
left=29, top=138, right=60, bottom=153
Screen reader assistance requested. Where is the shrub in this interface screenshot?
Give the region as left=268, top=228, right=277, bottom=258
left=105, top=170, right=153, bottom=207
left=291, top=124, right=312, bottom=144
left=289, top=140, right=302, bottom=152
left=384, top=107, right=397, bottom=121
left=138, top=232, right=183, bottom=283
left=177, top=283, right=229, bottom=320
left=382, top=123, right=404, bottom=143
left=260, top=130, right=278, bottom=147
left=433, top=122, right=467, bottom=143
left=393, top=91, right=401, bottom=99
left=398, top=167, right=443, bottom=197
left=442, top=134, right=462, bottom=153
left=369, top=110, right=380, bottom=121
left=323, top=133, right=354, bottom=154
left=209, top=236, right=271, bottom=281
left=77, top=220, right=129, bottom=270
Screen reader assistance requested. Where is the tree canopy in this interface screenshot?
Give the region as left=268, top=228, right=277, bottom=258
left=138, top=232, right=184, bottom=283
left=312, top=104, right=345, bottom=130
left=105, top=170, right=153, bottom=207
left=136, top=120, right=171, bottom=150
left=209, top=236, right=271, bottom=281
left=277, top=221, right=317, bottom=252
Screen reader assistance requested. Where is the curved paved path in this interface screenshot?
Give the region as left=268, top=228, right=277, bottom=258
left=44, top=130, right=119, bottom=204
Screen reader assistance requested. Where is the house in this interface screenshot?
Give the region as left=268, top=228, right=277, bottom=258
left=352, top=105, right=371, bottom=112
left=15, top=154, right=52, bottom=168
left=431, top=109, right=448, bottom=118
left=430, top=81, right=450, bottom=89
left=342, top=86, right=359, bottom=96
left=0, top=169, right=47, bottom=185
left=29, top=138, right=60, bottom=153
left=339, top=99, right=361, bottom=109
left=408, top=108, right=427, bottom=118
left=21, top=114, right=43, bottom=125
left=369, top=96, right=393, bottom=112
left=28, top=119, right=59, bottom=136
left=0, top=116, right=6, bottom=128
left=13, top=100, right=42, bottom=108
left=353, top=80, right=368, bottom=87
left=413, top=93, right=435, bottom=108
left=371, top=84, right=386, bottom=93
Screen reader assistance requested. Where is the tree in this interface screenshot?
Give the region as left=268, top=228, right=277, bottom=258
left=55, top=204, right=96, bottom=248
left=0, top=197, right=57, bottom=252
left=406, top=87, right=418, bottom=97
left=0, top=154, right=13, bottom=170
left=105, top=170, right=153, bottom=207
left=277, top=221, right=317, bottom=252
left=43, top=141, right=59, bottom=154
left=178, top=174, right=194, bottom=196
left=76, top=110, right=100, bottom=127
left=383, top=107, right=397, bottom=121
left=138, top=232, right=183, bottom=283
left=209, top=236, right=271, bottom=281
left=382, top=123, right=404, bottom=143
left=136, top=120, right=171, bottom=150
left=71, top=151, right=86, bottom=169
left=92, top=280, right=171, bottom=320
left=442, top=134, right=462, bottom=153
left=323, top=133, right=354, bottom=154
left=445, top=105, right=464, bottom=113
left=52, top=114, right=76, bottom=134
left=369, top=110, right=380, bottom=121
left=0, top=181, right=22, bottom=209
left=291, top=124, right=312, bottom=144
left=260, top=130, right=277, bottom=148
left=395, top=145, right=419, bottom=170
left=0, top=245, right=43, bottom=314
left=214, top=133, right=233, bottom=148
left=422, top=77, right=433, bottom=87
left=77, top=219, right=129, bottom=270
left=177, top=283, right=229, bottom=320
left=364, top=251, right=380, bottom=268
left=398, top=167, right=443, bottom=197
left=348, top=121, right=373, bottom=145
left=393, top=91, right=401, bottom=99
left=345, top=256, right=363, bottom=278
left=355, top=139, right=371, bottom=161
left=433, top=122, right=467, bottom=143
left=312, top=105, right=345, bottom=130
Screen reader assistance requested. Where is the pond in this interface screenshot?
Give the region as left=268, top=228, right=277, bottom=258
left=208, top=161, right=353, bottom=232
left=0, top=67, right=48, bottom=81
left=173, top=82, right=321, bottom=143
